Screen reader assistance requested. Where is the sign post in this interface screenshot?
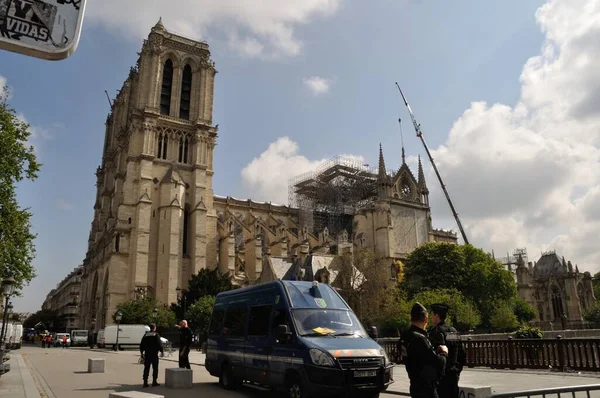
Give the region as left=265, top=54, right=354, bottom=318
left=0, top=0, right=87, bottom=60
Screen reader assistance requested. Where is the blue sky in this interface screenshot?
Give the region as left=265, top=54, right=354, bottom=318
left=5, top=0, right=600, bottom=313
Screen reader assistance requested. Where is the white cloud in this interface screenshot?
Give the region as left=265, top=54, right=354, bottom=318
left=240, top=137, right=364, bottom=205
left=425, top=0, right=600, bottom=272
left=56, top=199, right=75, bottom=212
left=303, top=76, right=331, bottom=96
left=85, top=0, right=341, bottom=58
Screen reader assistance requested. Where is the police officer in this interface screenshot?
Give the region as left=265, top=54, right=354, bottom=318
left=139, top=324, right=164, bottom=388
left=428, top=303, right=467, bottom=398
left=401, top=302, right=448, bottom=398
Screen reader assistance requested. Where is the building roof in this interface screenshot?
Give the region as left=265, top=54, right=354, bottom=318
left=533, top=251, right=568, bottom=280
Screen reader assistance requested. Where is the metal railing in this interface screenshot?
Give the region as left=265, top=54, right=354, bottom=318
left=490, top=384, right=600, bottom=398
left=377, top=337, right=600, bottom=372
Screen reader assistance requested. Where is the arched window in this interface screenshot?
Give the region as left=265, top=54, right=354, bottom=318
left=160, top=59, right=174, bottom=116
left=156, top=132, right=168, bottom=160
left=115, top=233, right=121, bottom=253
left=182, top=206, right=190, bottom=256
left=551, top=285, right=564, bottom=320
left=178, top=135, right=190, bottom=164
left=180, top=65, right=192, bottom=120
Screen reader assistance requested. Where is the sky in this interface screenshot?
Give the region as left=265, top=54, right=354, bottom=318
left=2, top=0, right=598, bottom=313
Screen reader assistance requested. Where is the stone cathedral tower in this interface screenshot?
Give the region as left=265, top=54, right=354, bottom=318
left=79, top=19, right=218, bottom=331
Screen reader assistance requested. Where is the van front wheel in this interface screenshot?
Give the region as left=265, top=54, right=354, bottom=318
left=286, top=376, right=308, bottom=398
left=220, top=364, right=240, bottom=390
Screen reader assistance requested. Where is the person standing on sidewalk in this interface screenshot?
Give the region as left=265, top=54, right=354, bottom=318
left=139, top=324, right=164, bottom=388
left=428, top=303, right=466, bottom=398
left=177, top=320, right=193, bottom=369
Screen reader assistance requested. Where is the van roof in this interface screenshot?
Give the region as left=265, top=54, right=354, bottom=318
left=216, top=281, right=350, bottom=310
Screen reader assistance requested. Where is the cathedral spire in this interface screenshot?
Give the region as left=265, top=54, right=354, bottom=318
left=153, top=17, right=165, bottom=32
left=417, top=156, right=427, bottom=190
left=378, top=143, right=387, bottom=180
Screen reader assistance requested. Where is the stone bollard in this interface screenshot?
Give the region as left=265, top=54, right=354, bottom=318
left=165, top=368, right=193, bottom=388
left=87, top=358, right=105, bottom=373
left=109, top=392, right=164, bottom=398
left=459, top=385, right=492, bottom=398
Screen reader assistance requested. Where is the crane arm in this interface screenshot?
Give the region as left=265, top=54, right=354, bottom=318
left=395, top=83, right=470, bottom=245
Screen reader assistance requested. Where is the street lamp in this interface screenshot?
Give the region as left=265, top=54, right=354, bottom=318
left=0, top=278, right=16, bottom=348
left=114, top=311, right=122, bottom=351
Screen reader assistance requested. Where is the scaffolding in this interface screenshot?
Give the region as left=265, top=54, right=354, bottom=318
left=497, top=247, right=528, bottom=277
left=288, top=156, right=380, bottom=238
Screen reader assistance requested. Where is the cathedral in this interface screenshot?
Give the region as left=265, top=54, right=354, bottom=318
left=516, top=251, right=596, bottom=330
left=78, top=20, right=457, bottom=331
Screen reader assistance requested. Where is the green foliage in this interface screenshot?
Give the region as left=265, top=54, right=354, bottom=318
left=23, top=309, right=59, bottom=330
left=403, top=243, right=519, bottom=326
left=114, top=296, right=176, bottom=328
left=514, top=326, right=543, bottom=339
left=583, top=304, right=600, bottom=324
left=512, top=297, right=537, bottom=324
left=412, top=288, right=481, bottom=332
left=172, top=268, right=233, bottom=319
left=489, top=302, right=519, bottom=331
left=375, top=289, right=411, bottom=336
left=0, top=86, right=41, bottom=291
left=185, top=296, right=216, bottom=342
left=592, top=272, right=600, bottom=301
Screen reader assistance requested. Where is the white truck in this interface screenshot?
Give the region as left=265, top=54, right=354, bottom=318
left=0, top=322, right=14, bottom=349
left=70, top=330, right=89, bottom=347
left=11, top=325, right=22, bottom=349
left=103, top=325, right=149, bottom=350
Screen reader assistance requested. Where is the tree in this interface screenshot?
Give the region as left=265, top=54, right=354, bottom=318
left=489, top=302, right=519, bottom=331
left=113, top=296, right=176, bottom=329
left=185, top=296, right=215, bottom=343
left=412, top=288, right=481, bottom=332
left=403, top=243, right=518, bottom=326
left=171, top=268, right=233, bottom=319
left=23, top=309, right=59, bottom=330
left=592, top=272, right=600, bottom=301
left=512, top=297, right=536, bottom=324
left=0, top=86, right=41, bottom=292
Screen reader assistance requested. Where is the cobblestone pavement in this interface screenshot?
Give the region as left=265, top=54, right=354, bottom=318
left=12, top=346, right=600, bottom=398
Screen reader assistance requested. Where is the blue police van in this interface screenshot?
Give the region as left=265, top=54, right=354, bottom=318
left=205, top=280, right=394, bottom=398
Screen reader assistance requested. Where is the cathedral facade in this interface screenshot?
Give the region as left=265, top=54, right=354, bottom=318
left=78, top=21, right=456, bottom=331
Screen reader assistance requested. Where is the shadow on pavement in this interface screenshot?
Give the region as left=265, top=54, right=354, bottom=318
left=72, top=381, right=265, bottom=398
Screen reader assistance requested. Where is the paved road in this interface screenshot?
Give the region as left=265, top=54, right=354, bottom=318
left=16, top=346, right=600, bottom=398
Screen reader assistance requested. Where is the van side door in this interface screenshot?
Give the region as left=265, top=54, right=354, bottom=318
left=245, top=305, right=272, bottom=385
left=221, top=306, right=248, bottom=380
left=268, top=308, right=299, bottom=388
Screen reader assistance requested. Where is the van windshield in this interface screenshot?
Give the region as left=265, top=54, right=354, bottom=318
left=292, top=309, right=367, bottom=338
left=73, top=331, right=87, bottom=337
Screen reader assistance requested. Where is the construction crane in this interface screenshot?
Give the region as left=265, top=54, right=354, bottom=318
left=395, top=83, right=470, bottom=245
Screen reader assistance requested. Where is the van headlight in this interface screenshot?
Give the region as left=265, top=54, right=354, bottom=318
left=309, top=349, right=335, bottom=367
left=380, top=349, right=389, bottom=366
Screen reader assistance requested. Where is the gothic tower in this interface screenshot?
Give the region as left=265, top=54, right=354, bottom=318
left=80, top=19, right=218, bottom=330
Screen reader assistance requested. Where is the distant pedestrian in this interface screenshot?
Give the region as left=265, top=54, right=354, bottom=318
left=62, top=335, right=68, bottom=348
left=176, top=320, right=193, bottom=369
left=41, top=336, right=46, bottom=348
left=139, top=324, right=164, bottom=388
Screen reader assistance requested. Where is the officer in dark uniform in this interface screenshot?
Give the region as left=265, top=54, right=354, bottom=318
left=401, top=302, right=448, bottom=398
left=139, top=324, right=164, bottom=388
left=428, top=303, right=467, bottom=398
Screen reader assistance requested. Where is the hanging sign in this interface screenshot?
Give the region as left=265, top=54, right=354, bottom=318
left=0, top=0, right=87, bottom=60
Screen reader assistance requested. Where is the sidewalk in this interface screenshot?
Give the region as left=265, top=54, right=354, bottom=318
left=0, top=353, right=41, bottom=398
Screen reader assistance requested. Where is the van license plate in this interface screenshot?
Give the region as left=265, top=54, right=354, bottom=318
left=354, top=370, right=377, bottom=378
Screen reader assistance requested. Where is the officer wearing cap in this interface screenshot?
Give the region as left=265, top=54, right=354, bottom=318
left=428, top=303, right=466, bottom=398
left=401, top=302, right=448, bottom=398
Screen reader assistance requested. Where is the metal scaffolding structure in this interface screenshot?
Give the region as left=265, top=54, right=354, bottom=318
left=497, top=247, right=528, bottom=277
left=288, top=156, right=380, bottom=237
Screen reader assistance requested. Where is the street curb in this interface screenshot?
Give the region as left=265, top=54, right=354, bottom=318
left=22, top=353, right=56, bottom=398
